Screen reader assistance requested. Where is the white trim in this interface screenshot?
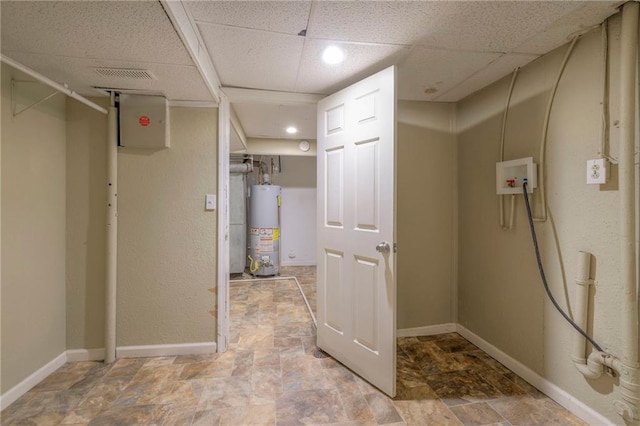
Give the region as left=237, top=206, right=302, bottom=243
left=217, top=94, right=231, bottom=353
left=455, top=324, right=614, bottom=426
left=116, top=342, right=217, bottom=358
left=168, top=100, right=218, bottom=108
left=223, top=87, right=323, bottom=106
left=0, top=352, right=67, bottom=410
left=397, top=323, right=457, bottom=337
left=160, top=1, right=221, bottom=103
left=230, top=106, right=247, bottom=150
left=66, top=348, right=105, bottom=362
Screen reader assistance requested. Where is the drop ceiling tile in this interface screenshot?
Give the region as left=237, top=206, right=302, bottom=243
left=233, top=103, right=316, bottom=139
left=513, top=2, right=620, bottom=55
left=187, top=0, right=311, bottom=35
left=435, top=53, right=540, bottom=102
left=0, top=1, right=192, bottom=65
left=198, top=23, right=304, bottom=92
left=2, top=51, right=214, bottom=102
left=308, top=1, right=446, bottom=45
left=397, top=47, right=501, bottom=101
left=296, top=39, right=410, bottom=95
left=417, top=1, right=584, bottom=53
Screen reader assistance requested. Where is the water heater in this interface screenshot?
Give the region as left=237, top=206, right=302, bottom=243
left=248, top=185, right=281, bottom=276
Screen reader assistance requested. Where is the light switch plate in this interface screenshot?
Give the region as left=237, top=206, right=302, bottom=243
left=205, top=194, right=216, bottom=210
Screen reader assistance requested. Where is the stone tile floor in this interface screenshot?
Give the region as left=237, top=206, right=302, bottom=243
left=1, top=270, right=586, bottom=425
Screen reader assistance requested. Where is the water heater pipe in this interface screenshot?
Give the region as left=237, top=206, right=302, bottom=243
left=229, top=163, right=253, bottom=173
left=573, top=5, right=640, bottom=423
left=104, top=94, right=118, bottom=364
left=614, top=2, right=640, bottom=422
left=617, top=0, right=638, bottom=370
left=571, top=252, right=597, bottom=368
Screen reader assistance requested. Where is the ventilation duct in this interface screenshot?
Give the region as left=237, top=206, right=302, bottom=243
left=94, top=68, right=156, bottom=80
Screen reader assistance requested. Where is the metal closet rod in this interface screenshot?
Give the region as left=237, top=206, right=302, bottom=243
left=1, top=54, right=108, bottom=115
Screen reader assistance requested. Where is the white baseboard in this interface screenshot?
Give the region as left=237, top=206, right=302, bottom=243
left=455, top=324, right=614, bottom=426
left=116, top=341, right=217, bottom=358
left=66, top=348, right=105, bottom=362
left=0, top=342, right=218, bottom=411
left=397, top=323, right=457, bottom=337
left=0, top=351, right=67, bottom=410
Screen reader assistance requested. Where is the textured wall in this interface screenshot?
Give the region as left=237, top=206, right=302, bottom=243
left=276, top=156, right=316, bottom=266
left=1, top=63, right=67, bottom=392
left=456, top=16, right=633, bottom=422
left=397, top=101, right=456, bottom=329
left=117, top=107, right=218, bottom=346
left=65, top=97, right=108, bottom=350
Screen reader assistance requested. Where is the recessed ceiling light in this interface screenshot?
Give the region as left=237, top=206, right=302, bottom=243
left=322, top=46, right=345, bottom=65
left=285, top=126, right=298, bottom=134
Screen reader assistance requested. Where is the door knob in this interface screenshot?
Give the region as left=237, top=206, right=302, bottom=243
left=376, top=242, right=390, bottom=253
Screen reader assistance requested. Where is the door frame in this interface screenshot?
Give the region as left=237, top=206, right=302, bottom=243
left=217, top=93, right=230, bottom=352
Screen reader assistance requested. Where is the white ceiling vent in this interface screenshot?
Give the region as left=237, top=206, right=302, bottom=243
left=94, top=68, right=156, bottom=80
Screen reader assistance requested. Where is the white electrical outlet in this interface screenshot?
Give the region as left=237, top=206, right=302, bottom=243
left=586, top=159, right=607, bottom=184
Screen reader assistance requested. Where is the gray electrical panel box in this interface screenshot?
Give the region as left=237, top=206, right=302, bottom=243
left=119, top=94, right=169, bottom=149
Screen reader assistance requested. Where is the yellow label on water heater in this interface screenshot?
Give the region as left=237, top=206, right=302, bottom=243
left=273, top=228, right=280, bottom=241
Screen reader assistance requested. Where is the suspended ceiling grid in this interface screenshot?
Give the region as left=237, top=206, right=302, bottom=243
left=0, top=1, right=625, bottom=140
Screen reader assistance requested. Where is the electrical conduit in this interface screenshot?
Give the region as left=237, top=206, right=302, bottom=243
left=535, top=35, right=580, bottom=222
left=499, top=68, right=519, bottom=230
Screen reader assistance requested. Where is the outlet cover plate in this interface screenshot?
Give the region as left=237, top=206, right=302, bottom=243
left=586, top=159, right=607, bottom=184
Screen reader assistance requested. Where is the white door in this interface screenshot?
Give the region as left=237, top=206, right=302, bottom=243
left=316, top=66, right=396, bottom=396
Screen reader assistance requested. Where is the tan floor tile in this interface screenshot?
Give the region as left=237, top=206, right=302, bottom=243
left=539, top=398, right=588, bottom=426
left=251, top=365, right=284, bottom=404
left=276, top=389, right=347, bottom=425
left=394, top=399, right=462, bottom=425
left=180, top=360, right=233, bottom=380
left=191, top=409, right=221, bottom=425
left=489, top=395, right=571, bottom=425
left=449, top=402, right=506, bottom=425
left=255, top=349, right=281, bottom=367
left=197, top=376, right=252, bottom=411
left=218, top=403, right=275, bottom=425
left=61, top=376, right=132, bottom=423
left=232, top=349, right=255, bottom=376
left=364, top=392, right=404, bottom=424
left=162, top=406, right=196, bottom=425
left=87, top=404, right=171, bottom=425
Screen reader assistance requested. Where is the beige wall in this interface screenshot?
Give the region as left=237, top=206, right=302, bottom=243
left=117, top=107, right=218, bottom=346
left=65, top=97, right=108, bottom=350
left=243, top=138, right=317, bottom=156
left=397, top=101, right=456, bottom=329
left=247, top=156, right=316, bottom=188
left=456, top=16, right=633, bottom=422
left=1, top=63, right=67, bottom=392
left=276, top=156, right=316, bottom=188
